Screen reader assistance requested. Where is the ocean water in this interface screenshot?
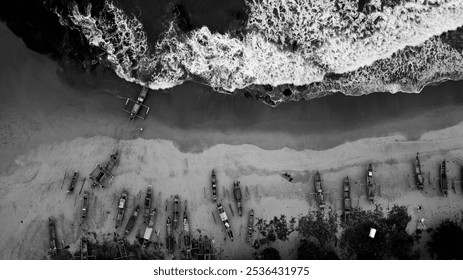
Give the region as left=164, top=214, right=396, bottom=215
left=50, top=0, right=463, bottom=105
left=1, top=1, right=463, bottom=157
left=1, top=20, right=463, bottom=159
left=57, top=50, right=463, bottom=151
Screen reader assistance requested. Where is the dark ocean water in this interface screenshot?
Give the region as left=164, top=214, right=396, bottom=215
left=143, top=79, right=463, bottom=149
left=48, top=0, right=462, bottom=104
left=116, top=0, right=247, bottom=42
left=72, top=1, right=463, bottom=148
left=60, top=55, right=463, bottom=151
left=1, top=1, right=463, bottom=153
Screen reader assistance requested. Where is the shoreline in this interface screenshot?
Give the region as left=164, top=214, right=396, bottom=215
left=1, top=121, right=463, bottom=259
left=2, top=20, right=463, bottom=260
left=3, top=19, right=463, bottom=172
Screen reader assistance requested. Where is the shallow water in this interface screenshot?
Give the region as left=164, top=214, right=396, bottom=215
left=143, top=78, right=463, bottom=151
left=1, top=21, right=463, bottom=165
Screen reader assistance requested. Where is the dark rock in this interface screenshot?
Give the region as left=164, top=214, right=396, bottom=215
left=244, top=91, right=253, bottom=100
left=292, top=41, right=298, bottom=51
left=282, top=88, right=292, bottom=96
left=264, top=95, right=276, bottom=106
left=440, top=27, right=463, bottom=53
left=263, top=84, right=273, bottom=91
left=325, top=72, right=343, bottom=80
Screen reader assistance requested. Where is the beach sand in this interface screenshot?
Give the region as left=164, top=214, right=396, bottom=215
left=3, top=22, right=463, bottom=172
left=1, top=23, right=463, bottom=260
left=1, top=126, right=463, bottom=259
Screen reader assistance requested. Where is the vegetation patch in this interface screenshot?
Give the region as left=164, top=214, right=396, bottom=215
left=255, top=215, right=296, bottom=243
left=340, top=205, right=417, bottom=260
left=427, top=218, right=463, bottom=259
left=297, top=210, right=339, bottom=259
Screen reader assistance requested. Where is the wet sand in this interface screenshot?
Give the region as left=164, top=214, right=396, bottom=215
left=2, top=22, right=463, bottom=171
left=2, top=128, right=463, bottom=259
left=2, top=23, right=463, bottom=259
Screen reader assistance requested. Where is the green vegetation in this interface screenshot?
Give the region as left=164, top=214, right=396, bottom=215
left=260, top=247, right=281, bottom=260
left=272, top=215, right=291, bottom=241
left=51, top=249, right=73, bottom=260
left=427, top=219, right=463, bottom=259
left=297, top=239, right=339, bottom=260
left=340, top=205, right=416, bottom=260
left=297, top=211, right=338, bottom=260
left=255, top=215, right=296, bottom=244
left=89, top=241, right=119, bottom=260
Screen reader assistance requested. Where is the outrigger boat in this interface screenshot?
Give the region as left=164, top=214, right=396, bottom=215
left=414, top=153, right=425, bottom=190
left=123, top=87, right=150, bottom=121
left=142, top=209, right=157, bottom=245
left=211, top=170, right=218, bottom=202
left=89, top=152, right=119, bottom=189
left=367, top=164, right=375, bottom=203
left=48, top=217, right=57, bottom=252
left=183, top=210, right=191, bottom=250
left=80, top=237, right=89, bottom=260
left=246, top=209, right=254, bottom=243
left=343, top=177, right=352, bottom=217
left=314, top=171, right=325, bottom=209
left=81, top=191, right=89, bottom=220
left=67, top=171, right=79, bottom=193
left=217, top=203, right=234, bottom=241
left=233, top=181, right=243, bottom=217
left=166, top=217, right=175, bottom=253
left=440, top=160, right=448, bottom=196
left=461, top=164, right=463, bottom=193
left=125, top=205, right=140, bottom=235
left=115, top=191, right=128, bottom=228
left=143, top=187, right=152, bottom=224
left=173, top=195, right=180, bottom=229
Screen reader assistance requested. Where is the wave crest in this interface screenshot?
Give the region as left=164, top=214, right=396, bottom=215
left=246, top=0, right=463, bottom=73
left=53, top=0, right=463, bottom=104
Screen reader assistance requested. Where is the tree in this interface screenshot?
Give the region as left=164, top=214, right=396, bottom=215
left=340, top=209, right=388, bottom=259
left=261, top=247, right=281, bottom=260
left=388, top=229, right=416, bottom=259
left=340, top=206, right=416, bottom=259
left=297, top=239, right=339, bottom=260
left=298, top=211, right=338, bottom=245
left=297, top=239, right=323, bottom=260
left=297, top=211, right=338, bottom=259
left=428, top=220, right=463, bottom=259
left=51, top=249, right=73, bottom=260
left=386, top=205, right=416, bottom=260
left=387, top=205, right=411, bottom=231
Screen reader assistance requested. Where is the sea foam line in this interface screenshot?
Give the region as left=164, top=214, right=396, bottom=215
left=54, top=0, right=463, bottom=103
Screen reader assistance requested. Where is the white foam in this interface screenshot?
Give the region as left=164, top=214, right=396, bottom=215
left=247, top=0, right=463, bottom=73
left=56, top=0, right=463, bottom=100
left=339, top=36, right=463, bottom=95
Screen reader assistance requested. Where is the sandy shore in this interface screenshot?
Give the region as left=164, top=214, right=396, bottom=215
left=3, top=22, right=463, bottom=174
left=1, top=123, right=463, bottom=259
left=2, top=23, right=463, bottom=260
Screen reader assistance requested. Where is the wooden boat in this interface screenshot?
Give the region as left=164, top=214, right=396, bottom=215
left=367, top=164, right=374, bottom=203
left=314, top=171, right=325, bottom=209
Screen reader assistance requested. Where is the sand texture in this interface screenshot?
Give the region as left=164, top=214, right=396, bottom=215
left=1, top=123, right=463, bottom=259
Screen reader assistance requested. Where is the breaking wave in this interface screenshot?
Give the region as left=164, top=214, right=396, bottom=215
left=53, top=0, right=463, bottom=105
